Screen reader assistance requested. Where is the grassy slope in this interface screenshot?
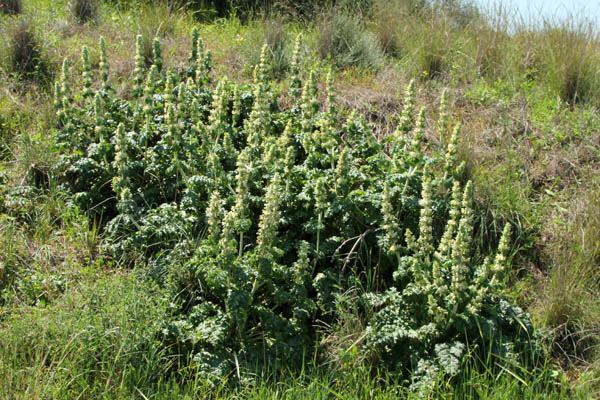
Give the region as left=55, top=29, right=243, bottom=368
left=0, top=0, right=599, bottom=398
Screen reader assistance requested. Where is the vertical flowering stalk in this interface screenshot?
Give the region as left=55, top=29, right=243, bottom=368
left=444, top=123, right=460, bottom=177
left=294, top=241, right=311, bottom=284
left=334, top=148, right=350, bottom=195
left=409, top=107, right=426, bottom=161
left=142, top=65, right=159, bottom=121
left=206, top=191, right=222, bottom=240
left=398, top=79, right=416, bottom=135
left=469, top=257, right=491, bottom=314
left=208, top=79, right=229, bottom=135
left=381, top=184, right=400, bottom=256
left=325, top=68, right=337, bottom=128
left=195, top=37, right=212, bottom=86
left=153, top=37, right=163, bottom=74
left=177, top=81, right=189, bottom=120
left=232, top=149, right=252, bottom=256
left=219, top=207, right=237, bottom=261
left=188, top=27, right=199, bottom=78
left=300, top=70, right=319, bottom=134
left=93, top=93, right=106, bottom=140
left=460, top=181, right=474, bottom=240
left=246, top=45, right=270, bottom=150
left=256, top=173, right=282, bottom=258
left=250, top=172, right=283, bottom=298
left=60, top=59, right=73, bottom=117
left=280, top=122, right=295, bottom=193
left=232, top=86, right=242, bottom=126
left=164, top=71, right=177, bottom=105
left=491, top=223, right=512, bottom=286
left=54, top=81, right=64, bottom=122
left=207, top=151, right=225, bottom=193
left=417, top=174, right=435, bottom=263
left=437, top=180, right=462, bottom=258
left=60, top=59, right=76, bottom=137
left=314, top=177, right=328, bottom=269
left=81, top=45, right=93, bottom=99
left=164, top=101, right=184, bottom=192
left=99, top=37, right=111, bottom=92
left=112, top=123, right=135, bottom=215
left=165, top=104, right=179, bottom=158
left=450, top=181, right=474, bottom=297
left=438, top=88, right=450, bottom=147
left=289, top=34, right=303, bottom=99
left=133, top=35, right=145, bottom=100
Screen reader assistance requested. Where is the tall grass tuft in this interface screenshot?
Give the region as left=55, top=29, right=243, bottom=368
left=316, top=9, right=384, bottom=70
left=69, top=0, right=100, bottom=24
left=264, top=19, right=289, bottom=77
left=472, top=5, right=511, bottom=79
left=7, top=20, right=51, bottom=84
left=371, top=0, right=404, bottom=57
left=134, top=1, right=185, bottom=66
left=539, top=190, right=600, bottom=369
left=0, top=0, right=22, bottom=15
left=543, top=17, right=600, bottom=106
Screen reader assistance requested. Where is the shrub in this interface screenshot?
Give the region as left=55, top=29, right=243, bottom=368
left=69, top=0, right=100, bottom=24
left=53, top=33, right=541, bottom=388
left=0, top=0, right=22, bottom=15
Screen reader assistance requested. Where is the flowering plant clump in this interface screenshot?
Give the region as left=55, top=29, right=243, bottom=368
left=54, top=31, right=540, bottom=386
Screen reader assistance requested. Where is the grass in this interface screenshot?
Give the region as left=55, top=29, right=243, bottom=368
left=0, top=0, right=22, bottom=15
left=0, top=0, right=600, bottom=397
left=69, top=0, right=100, bottom=25
left=315, top=9, right=384, bottom=70
left=4, top=19, right=52, bottom=84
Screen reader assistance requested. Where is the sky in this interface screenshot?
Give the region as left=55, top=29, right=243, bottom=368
left=475, top=0, right=600, bottom=25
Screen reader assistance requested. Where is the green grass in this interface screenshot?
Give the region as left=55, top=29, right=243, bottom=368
left=0, top=0, right=600, bottom=397
left=0, top=272, right=586, bottom=399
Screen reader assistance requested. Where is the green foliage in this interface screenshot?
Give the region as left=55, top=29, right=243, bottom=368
left=52, top=31, right=541, bottom=388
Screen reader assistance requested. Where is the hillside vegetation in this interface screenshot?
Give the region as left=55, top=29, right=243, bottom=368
left=0, top=0, right=599, bottom=398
